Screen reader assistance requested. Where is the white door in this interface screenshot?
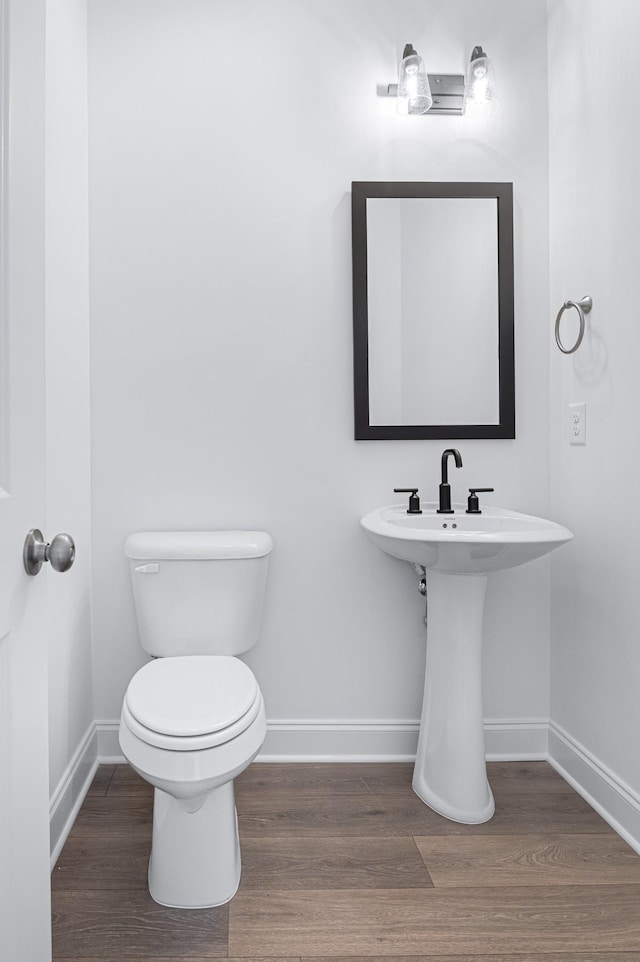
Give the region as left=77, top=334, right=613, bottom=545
left=0, top=0, right=53, bottom=959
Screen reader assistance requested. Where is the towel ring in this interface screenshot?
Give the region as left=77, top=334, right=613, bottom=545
left=555, top=295, right=592, bottom=354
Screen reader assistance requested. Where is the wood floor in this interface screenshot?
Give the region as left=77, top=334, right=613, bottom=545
left=51, top=761, right=640, bottom=960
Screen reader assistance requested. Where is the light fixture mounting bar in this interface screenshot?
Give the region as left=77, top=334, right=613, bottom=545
left=386, top=73, right=465, bottom=114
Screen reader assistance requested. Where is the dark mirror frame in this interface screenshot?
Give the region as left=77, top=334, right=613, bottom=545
left=351, top=181, right=515, bottom=440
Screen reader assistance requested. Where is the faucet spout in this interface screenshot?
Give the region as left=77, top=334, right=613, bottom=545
left=438, top=448, right=463, bottom=514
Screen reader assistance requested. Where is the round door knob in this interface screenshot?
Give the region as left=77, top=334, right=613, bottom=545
left=47, top=533, right=76, bottom=572
left=23, top=529, right=76, bottom=576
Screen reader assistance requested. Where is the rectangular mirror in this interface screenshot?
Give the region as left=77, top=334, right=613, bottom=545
left=352, top=182, right=515, bottom=440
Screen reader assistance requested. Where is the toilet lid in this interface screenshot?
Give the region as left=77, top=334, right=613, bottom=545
left=125, top=656, right=259, bottom=738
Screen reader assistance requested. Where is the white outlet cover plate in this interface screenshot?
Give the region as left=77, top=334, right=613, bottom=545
left=569, top=402, right=586, bottom=445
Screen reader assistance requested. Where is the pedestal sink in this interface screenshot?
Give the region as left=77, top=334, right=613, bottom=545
left=361, top=503, right=573, bottom=823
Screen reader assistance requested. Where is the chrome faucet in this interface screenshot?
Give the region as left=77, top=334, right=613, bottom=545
left=437, top=448, right=463, bottom=514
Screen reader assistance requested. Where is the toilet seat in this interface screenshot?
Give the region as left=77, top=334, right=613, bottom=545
left=124, top=655, right=262, bottom=751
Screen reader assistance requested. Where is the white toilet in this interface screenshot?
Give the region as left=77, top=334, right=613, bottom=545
left=118, top=530, right=273, bottom=909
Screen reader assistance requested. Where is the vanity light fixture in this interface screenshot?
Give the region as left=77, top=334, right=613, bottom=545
left=383, top=43, right=496, bottom=116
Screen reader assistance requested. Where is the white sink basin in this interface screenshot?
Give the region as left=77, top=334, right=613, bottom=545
left=361, top=503, right=573, bottom=574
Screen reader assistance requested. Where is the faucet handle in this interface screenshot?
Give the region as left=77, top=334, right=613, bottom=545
left=394, top=488, right=422, bottom=515
left=466, top=488, right=494, bottom=514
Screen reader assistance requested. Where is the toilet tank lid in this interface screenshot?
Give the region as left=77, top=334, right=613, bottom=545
left=124, top=530, right=273, bottom=560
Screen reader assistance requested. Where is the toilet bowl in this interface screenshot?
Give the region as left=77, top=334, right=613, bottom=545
left=120, top=656, right=266, bottom=907
left=118, top=531, right=273, bottom=908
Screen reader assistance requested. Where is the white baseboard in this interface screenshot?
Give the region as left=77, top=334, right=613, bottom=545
left=258, top=716, right=548, bottom=762
left=259, top=718, right=419, bottom=762
left=485, top=717, right=548, bottom=760
left=49, top=722, right=99, bottom=868
left=87, top=714, right=548, bottom=765
left=95, top=719, right=123, bottom=763
left=548, top=721, right=640, bottom=855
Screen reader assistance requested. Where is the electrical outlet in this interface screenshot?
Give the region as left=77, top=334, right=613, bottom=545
left=569, top=402, right=586, bottom=445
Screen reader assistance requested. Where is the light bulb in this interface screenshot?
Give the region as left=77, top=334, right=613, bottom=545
left=396, top=44, right=432, bottom=116
left=465, top=46, right=496, bottom=108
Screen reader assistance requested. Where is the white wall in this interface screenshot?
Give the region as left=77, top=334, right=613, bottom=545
left=87, top=0, right=552, bottom=753
left=548, top=0, right=640, bottom=827
left=45, top=0, right=94, bottom=814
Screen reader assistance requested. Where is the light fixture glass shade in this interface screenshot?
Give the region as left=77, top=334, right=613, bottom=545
left=465, top=46, right=497, bottom=107
left=396, top=43, right=433, bottom=116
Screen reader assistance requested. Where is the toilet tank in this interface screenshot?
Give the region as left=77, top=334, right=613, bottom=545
left=124, top=531, right=273, bottom=657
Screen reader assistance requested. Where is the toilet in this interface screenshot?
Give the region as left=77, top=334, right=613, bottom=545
left=118, top=530, right=273, bottom=909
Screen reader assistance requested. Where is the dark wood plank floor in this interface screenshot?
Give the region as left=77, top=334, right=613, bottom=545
left=51, top=761, right=640, bottom=960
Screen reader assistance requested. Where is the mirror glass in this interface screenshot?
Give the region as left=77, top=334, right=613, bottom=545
left=352, top=182, right=515, bottom=440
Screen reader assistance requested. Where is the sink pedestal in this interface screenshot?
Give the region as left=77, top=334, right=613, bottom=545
left=413, top=569, right=495, bottom=823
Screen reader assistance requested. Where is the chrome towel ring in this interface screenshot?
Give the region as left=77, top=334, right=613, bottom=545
left=555, top=295, right=592, bottom=354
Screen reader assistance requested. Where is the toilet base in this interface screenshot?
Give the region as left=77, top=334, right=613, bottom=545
left=148, top=781, right=240, bottom=908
